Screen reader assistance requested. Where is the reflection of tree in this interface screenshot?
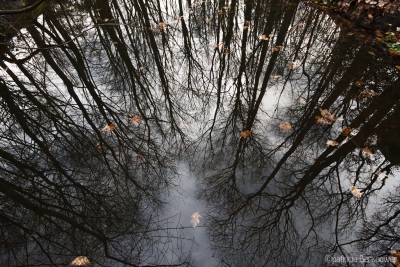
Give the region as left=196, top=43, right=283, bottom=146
left=0, top=0, right=195, bottom=266
left=2, top=0, right=400, bottom=266
left=192, top=1, right=400, bottom=266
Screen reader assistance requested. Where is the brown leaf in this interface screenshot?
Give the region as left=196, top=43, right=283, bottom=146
left=101, top=124, right=116, bottom=132
left=342, top=127, right=354, bottom=136
left=70, top=256, right=91, bottom=266
left=130, top=115, right=142, bottom=124
left=361, top=90, right=378, bottom=97
left=362, top=147, right=373, bottom=155
left=354, top=81, right=362, bottom=87
left=279, top=121, right=292, bottom=132
left=240, top=130, right=251, bottom=139
left=326, top=140, right=339, bottom=146
left=315, top=115, right=330, bottom=125
left=395, top=65, right=400, bottom=71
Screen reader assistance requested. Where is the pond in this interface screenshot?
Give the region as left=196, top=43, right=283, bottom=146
left=1, top=0, right=400, bottom=266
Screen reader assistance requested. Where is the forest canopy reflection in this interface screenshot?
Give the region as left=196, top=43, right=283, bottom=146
left=0, top=0, right=399, bottom=266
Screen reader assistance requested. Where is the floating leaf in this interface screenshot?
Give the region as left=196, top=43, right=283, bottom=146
left=271, top=74, right=282, bottom=79
left=362, top=90, right=378, bottom=97
left=378, top=172, right=387, bottom=181
left=390, top=249, right=400, bottom=267
left=271, top=46, right=282, bottom=52
left=319, top=108, right=336, bottom=121
left=101, top=124, right=116, bottom=132
left=342, top=127, right=354, bottom=136
left=287, top=61, right=299, bottom=70
left=130, top=115, right=142, bottom=124
left=362, top=147, right=373, bottom=155
left=190, top=212, right=201, bottom=228
left=396, top=65, right=400, bottom=71
left=70, top=256, right=91, bottom=266
left=315, top=116, right=330, bottom=125
left=279, top=121, right=292, bottom=132
left=260, top=34, right=269, bottom=40
left=326, top=140, right=339, bottom=146
left=240, top=130, right=251, bottom=139
left=354, top=81, right=362, bottom=87
left=351, top=186, right=362, bottom=199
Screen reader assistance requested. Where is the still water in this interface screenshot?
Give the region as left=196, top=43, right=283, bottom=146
left=0, top=0, right=399, bottom=266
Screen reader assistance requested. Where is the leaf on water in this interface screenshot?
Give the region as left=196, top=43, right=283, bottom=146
left=319, top=108, right=336, bottom=122
left=271, top=74, right=282, bottom=79
left=271, top=46, right=282, bottom=52
left=396, top=65, right=400, bottom=71
left=315, top=116, right=330, bottom=125
left=354, top=81, right=363, bottom=87
left=279, top=121, right=292, bottom=132
left=351, top=186, right=362, bottom=199
left=378, top=172, right=387, bottom=181
left=190, top=212, right=201, bottom=228
left=326, top=140, right=339, bottom=146
left=342, top=127, right=354, bottom=136
left=178, top=120, right=185, bottom=129
left=240, top=130, right=251, bottom=139
left=130, top=115, right=141, bottom=124
left=69, top=256, right=91, bottom=266
left=362, top=147, right=373, bottom=155
left=287, top=61, right=299, bottom=70
left=101, top=124, right=116, bottom=132
left=260, top=34, right=269, bottom=40
left=390, top=249, right=400, bottom=267
left=362, top=90, right=378, bottom=97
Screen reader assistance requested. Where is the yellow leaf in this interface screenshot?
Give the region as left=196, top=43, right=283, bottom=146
left=240, top=130, right=251, bottom=139
left=130, top=115, right=141, bottom=124
left=279, top=121, right=292, bottom=132
left=101, top=124, right=116, bottom=132
left=70, top=256, right=91, bottom=266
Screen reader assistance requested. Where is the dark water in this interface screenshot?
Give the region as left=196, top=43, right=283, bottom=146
left=1, top=0, right=399, bottom=266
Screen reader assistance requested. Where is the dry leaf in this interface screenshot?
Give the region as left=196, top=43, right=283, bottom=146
left=287, top=61, right=299, bottom=70
left=240, top=130, right=251, bottom=139
left=271, top=74, right=282, bottom=79
left=190, top=212, right=201, bottom=228
left=362, top=147, right=373, bottom=155
left=319, top=108, right=336, bottom=121
left=101, top=124, right=116, bottom=132
left=279, top=121, right=292, bottom=132
left=390, top=249, right=400, bottom=267
left=260, top=34, right=269, bottom=40
left=315, top=115, right=330, bottom=125
left=271, top=46, right=282, bottom=52
left=130, top=115, right=141, bottom=124
left=354, top=81, right=362, bottom=87
left=396, top=65, right=400, bottom=71
left=351, top=186, right=362, bottom=199
left=70, top=256, right=91, bottom=266
left=378, top=172, right=387, bottom=181
left=342, top=127, right=354, bottom=136
left=362, top=90, right=378, bottom=97
left=326, top=140, right=339, bottom=146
